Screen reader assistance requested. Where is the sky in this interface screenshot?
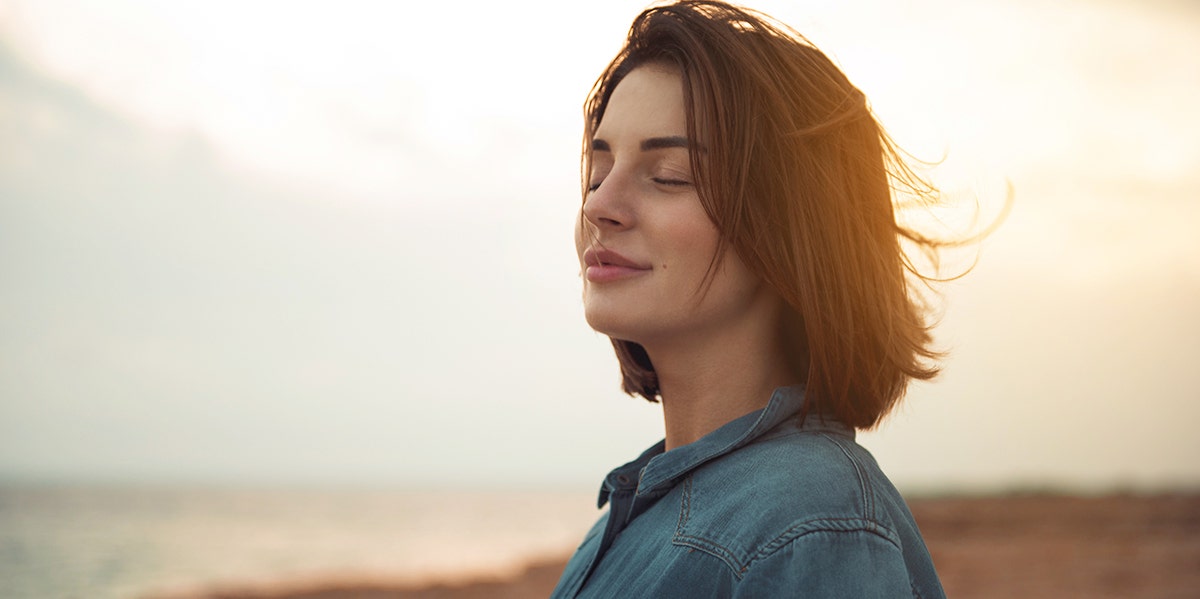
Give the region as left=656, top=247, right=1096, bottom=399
left=1, top=0, right=1198, bottom=493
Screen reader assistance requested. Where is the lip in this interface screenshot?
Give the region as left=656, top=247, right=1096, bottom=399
left=582, top=247, right=652, bottom=283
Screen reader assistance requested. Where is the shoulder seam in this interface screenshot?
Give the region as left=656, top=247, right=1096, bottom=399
left=819, top=432, right=876, bottom=522
left=675, top=513, right=904, bottom=579
left=745, top=519, right=904, bottom=571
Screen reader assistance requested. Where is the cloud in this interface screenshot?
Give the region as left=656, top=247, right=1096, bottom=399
left=3, top=0, right=1198, bottom=491
left=0, top=41, right=641, bottom=486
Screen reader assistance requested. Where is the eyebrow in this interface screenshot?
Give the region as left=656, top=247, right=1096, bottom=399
left=590, top=136, right=692, bottom=152
left=640, top=136, right=690, bottom=151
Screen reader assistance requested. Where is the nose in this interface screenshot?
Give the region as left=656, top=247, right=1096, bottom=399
left=581, top=172, right=634, bottom=232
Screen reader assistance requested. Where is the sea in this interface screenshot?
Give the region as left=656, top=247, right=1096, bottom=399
left=0, top=483, right=599, bottom=599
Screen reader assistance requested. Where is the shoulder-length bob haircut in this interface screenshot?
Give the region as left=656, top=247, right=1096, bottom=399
left=584, top=0, right=949, bottom=430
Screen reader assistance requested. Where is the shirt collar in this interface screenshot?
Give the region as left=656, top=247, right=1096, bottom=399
left=597, top=385, right=852, bottom=508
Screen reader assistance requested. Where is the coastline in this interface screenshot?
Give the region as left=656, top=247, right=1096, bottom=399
left=147, top=492, right=1200, bottom=599
left=146, top=557, right=569, bottom=599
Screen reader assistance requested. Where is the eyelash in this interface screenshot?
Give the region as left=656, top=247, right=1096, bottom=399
left=587, top=177, right=691, bottom=192
left=652, top=177, right=691, bottom=187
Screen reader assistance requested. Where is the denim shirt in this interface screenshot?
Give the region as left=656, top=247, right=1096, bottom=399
left=550, top=386, right=945, bottom=598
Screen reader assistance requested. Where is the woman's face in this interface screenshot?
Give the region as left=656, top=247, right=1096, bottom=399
left=576, top=65, right=780, bottom=348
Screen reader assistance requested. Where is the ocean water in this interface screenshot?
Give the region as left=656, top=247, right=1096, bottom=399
left=0, top=484, right=598, bottom=599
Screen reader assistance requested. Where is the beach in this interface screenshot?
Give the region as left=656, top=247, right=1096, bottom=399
left=155, top=493, right=1199, bottom=599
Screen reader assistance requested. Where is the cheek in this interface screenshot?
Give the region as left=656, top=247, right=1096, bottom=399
left=662, top=213, right=721, bottom=272
left=716, top=252, right=763, bottom=296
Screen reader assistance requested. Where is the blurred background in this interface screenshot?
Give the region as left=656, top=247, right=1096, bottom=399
left=2, top=0, right=1197, bottom=597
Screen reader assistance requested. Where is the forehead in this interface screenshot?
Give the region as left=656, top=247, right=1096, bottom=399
left=595, top=65, right=688, bottom=143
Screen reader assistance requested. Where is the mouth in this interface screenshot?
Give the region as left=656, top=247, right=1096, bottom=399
left=582, top=247, right=652, bottom=283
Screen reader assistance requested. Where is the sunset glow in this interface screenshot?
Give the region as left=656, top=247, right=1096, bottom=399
left=1, top=0, right=1197, bottom=493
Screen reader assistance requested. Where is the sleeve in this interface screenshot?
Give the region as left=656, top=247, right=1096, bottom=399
left=733, top=529, right=915, bottom=598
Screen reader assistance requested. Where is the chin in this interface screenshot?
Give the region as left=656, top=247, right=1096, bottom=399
left=583, top=308, right=624, bottom=339
left=583, top=303, right=644, bottom=343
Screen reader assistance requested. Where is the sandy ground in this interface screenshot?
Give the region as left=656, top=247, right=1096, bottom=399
left=169, top=493, right=1200, bottom=598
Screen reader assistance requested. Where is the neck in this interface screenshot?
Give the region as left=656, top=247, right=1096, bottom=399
left=645, top=314, right=796, bottom=452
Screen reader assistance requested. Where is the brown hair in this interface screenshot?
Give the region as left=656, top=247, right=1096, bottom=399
left=583, top=1, right=968, bottom=430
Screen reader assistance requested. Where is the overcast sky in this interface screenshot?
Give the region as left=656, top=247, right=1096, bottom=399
left=1, top=0, right=1198, bottom=492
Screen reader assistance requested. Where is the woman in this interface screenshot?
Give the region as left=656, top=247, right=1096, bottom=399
left=553, top=1, right=949, bottom=597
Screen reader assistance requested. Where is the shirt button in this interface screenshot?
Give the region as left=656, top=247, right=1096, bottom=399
left=616, top=474, right=632, bottom=485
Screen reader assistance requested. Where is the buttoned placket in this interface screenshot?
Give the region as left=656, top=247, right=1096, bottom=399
left=571, top=463, right=651, bottom=594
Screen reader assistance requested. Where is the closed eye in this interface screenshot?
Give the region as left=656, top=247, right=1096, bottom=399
left=652, top=177, right=691, bottom=187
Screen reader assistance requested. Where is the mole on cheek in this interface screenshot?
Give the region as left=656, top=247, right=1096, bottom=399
left=662, top=263, right=668, bottom=269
